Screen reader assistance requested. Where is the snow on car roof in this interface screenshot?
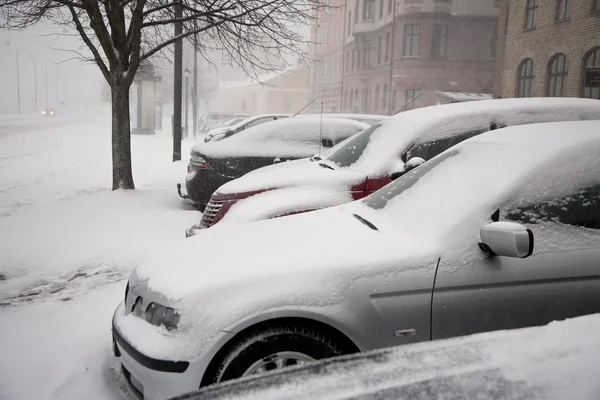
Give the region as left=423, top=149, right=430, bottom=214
left=193, top=116, right=370, bottom=158
left=358, top=119, right=600, bottom=244
left=178, top=313, right=600, bottom=400
left=326, top=97, right=600, bottom=175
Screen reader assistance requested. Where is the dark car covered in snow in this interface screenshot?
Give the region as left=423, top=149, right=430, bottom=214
left=179, top=116, right=369, bottom=209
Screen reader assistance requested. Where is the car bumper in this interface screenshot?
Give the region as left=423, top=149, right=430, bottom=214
left=112, top=303, right=205, bottom=400
left=185, top=167, right=231, bottom=205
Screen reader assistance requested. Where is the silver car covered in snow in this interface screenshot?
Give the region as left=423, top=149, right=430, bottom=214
left=113, top=120, right=600, bottom=400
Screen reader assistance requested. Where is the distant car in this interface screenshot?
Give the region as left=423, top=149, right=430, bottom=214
left=179, top=116, right=369, bottom=208
left=173, top=313, right=600, bottom=400
left=114, top=120, right=600, bottom=400
left=41, top=108, right=56, bottom=117
left=198, top=112, right=237, bottom=132
left=187, top=98, right=600, bottom=234
left=204, top=114, right=292, bottom=143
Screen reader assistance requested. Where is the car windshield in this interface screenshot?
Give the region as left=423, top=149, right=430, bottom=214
left=363, top=149, right=461, bottom=210
left=325, top=124, right=382, bottom=168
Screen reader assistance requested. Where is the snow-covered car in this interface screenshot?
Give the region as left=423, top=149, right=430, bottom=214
left=180, top=116, right=369, bottom=207
left=186, top=98, right=600, bottom=234
left=176, top=314, right=600, bottom=400
left=113, top=120, right=600, bottom=400
left=198, top=112, right=238, bottom=132
left=200, top=116, right=247, bottom=136
left=204, top=114, right=292, bottom=143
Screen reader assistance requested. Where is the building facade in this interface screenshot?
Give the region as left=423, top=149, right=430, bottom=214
left=311, top=0, right=500, bottom=114
left=495, top=0, right=600, bottom=99
left=210, top=65, right=310, bottom=115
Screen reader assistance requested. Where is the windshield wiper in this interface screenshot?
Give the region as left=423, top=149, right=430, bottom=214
left=352, top=214, right=378, bottom=231
left=318, top=162, right=334, bottom=170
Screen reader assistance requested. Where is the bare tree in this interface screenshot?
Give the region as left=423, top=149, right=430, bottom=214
left=0, top=0, right=322, bottom=190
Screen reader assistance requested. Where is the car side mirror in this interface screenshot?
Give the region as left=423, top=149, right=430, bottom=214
left=390, top=157, right=425, bottom=180
left=479, top=222, right=534, bottom=258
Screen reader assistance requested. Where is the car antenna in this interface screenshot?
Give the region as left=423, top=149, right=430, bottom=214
left=318, top=101, right=324, bottom=158
left=292, top=95, right=320, bottom=118
left=393, top=92, right=423, bottom=115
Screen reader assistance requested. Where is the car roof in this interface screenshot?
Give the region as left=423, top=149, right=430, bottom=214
left=174, top=313, right=600, bottom=400
left=326, top=97, right=600, bottom=174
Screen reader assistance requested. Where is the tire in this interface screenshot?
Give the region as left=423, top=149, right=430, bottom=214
left=204, top=323, right=344, bottom=385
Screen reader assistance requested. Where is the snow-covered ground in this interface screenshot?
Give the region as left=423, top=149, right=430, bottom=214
left=0, top=114, right=202, bottom=399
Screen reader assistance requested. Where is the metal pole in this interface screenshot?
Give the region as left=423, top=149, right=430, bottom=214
left=184, top=75, right=189, bottom=138
left=34, top=61, right=38, bottom=112
left=193, top=32, right=198, bottom=140
left=16, top=53, right=21, bottom=115
left=387, top=0, right=397, bottom=115
left=311, top=10, right=319, bottom=113
left=172, top=0, right=183, bottom=161
left=338, top=0, right=348, bottom=112
left=45, top=63, right=48, bottom=108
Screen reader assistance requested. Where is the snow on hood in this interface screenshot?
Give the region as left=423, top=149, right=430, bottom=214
left=123, top=206, right=437, bottom=360
left=326, top=97, right=600, bottom=177
left=191, top=116, right=369, bottom=158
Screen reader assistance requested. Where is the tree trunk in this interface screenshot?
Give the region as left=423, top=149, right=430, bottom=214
left=111, top=82, right=135, bottom=190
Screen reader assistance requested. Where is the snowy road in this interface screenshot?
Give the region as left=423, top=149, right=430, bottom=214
left=0, top=116, right=201, bottom=399
left=0, top=115, right=90, bottom=137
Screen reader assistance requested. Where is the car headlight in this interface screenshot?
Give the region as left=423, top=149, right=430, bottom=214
left=42, top=111, right=46, bottom=115
left=144, top=302, right=180, bottom=331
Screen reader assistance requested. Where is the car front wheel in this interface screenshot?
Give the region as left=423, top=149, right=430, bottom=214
left=203, top=322, right=344, bottom=385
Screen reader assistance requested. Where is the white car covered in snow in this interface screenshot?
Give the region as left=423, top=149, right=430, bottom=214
left=113, top=120, right=600, bottom=400
left=186, top=97, right=600, bottom=234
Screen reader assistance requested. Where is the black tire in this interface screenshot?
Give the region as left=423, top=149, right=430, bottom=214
left=204, top=323, right=344, bottom=385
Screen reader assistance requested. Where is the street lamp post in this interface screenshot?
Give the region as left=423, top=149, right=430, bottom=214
left=184, top=67, right=190, bottom=138
left=16, top=52, right=21, bottom=115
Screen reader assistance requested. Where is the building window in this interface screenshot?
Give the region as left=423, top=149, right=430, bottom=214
left=594, top=0, right=600, bottom=11
left=403, top=24, right=420, bottom=57
left=363, top=0, right=375, bottom=20
left=517, top=58, right=534, bottom=97
left=583, top=47, right=600, bottom=99
left=351, top=49, right=356, bottom=71
left=378, top=36, right=383, bottom=64
left=379, top=0, right=384, bottom=18
left=432, top=24, right=448, bottom=58
left=556, top=0, right=572, bottom=20
left=391, top=89, right=397, bottom=111
left=405, top=89, right=422, bottom=110
left=375, top=86, right=380, bottom=110
left=363, top=40, right=373, bottom=66
left=524, top=0, right=538, bottom=29
left=323, top=24, right=330, bottom=44
left=348, top=11, right=352, bottom=36
left=385, top=33, right=390, bottom=62
left=504, top=3, right=510, bottom=35
left=383, top=84, right=388, bottom=110
left=354, top=0, right=359, bottom=23
left=547, top=53, right=568, bottom=97
left=388, top=0, right=393, bottom=13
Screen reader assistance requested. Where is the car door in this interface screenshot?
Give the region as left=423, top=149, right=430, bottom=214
left=431, top=183, right=600, bottom=340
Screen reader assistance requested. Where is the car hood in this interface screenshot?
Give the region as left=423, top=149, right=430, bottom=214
left=124, top=204, right=438, bottom=360
left=216, top=158, right=367, bottom=195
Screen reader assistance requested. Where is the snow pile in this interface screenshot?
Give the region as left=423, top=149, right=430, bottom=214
left=188, top=313, right=600, bottom=400
left=191, top=116, right=369, bottom=158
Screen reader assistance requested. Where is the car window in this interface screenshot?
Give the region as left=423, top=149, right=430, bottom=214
left=326, top=124, right=382, bottom=167
left=246, top=118, right=270, bottom=129
left=504, top=184, right=600, bottom=230
left=404, top=128, right=488, bottom=162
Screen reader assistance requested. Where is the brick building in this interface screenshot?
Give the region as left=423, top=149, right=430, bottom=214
left=311, top=0, right=500, bottom=114
left=495, top=0, right=600, bottom=99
